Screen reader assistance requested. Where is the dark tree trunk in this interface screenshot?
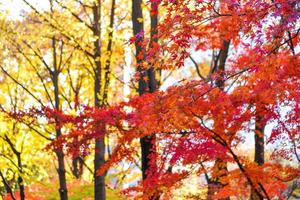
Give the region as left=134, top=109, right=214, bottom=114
left=94, top=64, right=106, bottom=200
left=92, top=1, right=106, bottom=199
left=132, top=0, right=159, bottom=199
left=51, top=30, right=68, bottom=200
left=215, top=40, right=230, bottom=89
left=254, top=113, right=265, bottom=166
left=3, top=135, right=25, bottom=200
left=94, top=137, right=106, bottom=200
left=207, top=40, right=230, bottom=200
left=71, top=157, right=84, bottom=179
left=94, top=60, right=106, bottom=199
left=55, top=150, right=68, bottom=200
left=140, top=136, right=156, bottom=180
left=250, top=109, right=265, bottom=200
left=53, top=75, right=68, bottom=200
left=207, top=159, right=229, bottom=200
left=0, top=171, right=16, bottom=200
left=103, top=0, right=116, bottom=105
left=16, top=154, right=25, bottom=200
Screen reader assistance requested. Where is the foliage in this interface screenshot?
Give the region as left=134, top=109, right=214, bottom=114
left=0, top=0, right=299, bottom=199
left=31, top=0, right=300, bottom=199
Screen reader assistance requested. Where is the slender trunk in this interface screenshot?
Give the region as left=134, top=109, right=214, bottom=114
left=70, top=82, right=84, bottom=179
left=207, top=159, right=228, bottom=200
left=53, top=73, right=68, bottom=200
left=254, top=114, right=264, bottom=166
left=250, top=108, right=265, bottom=200
left=16, top=154, right=25, bottom=200
left=94, top=137, right=106, bottom=200
left=55, top=150, right=68, bottom=200
left=94, top=56, right=106, bottom=200
left=207, top=40, right=230, bottom=200
left=102, top=0, right=116, bottom=105
left=71, top=157, right=84, bottom=179
left=3, top=134, right=25, bottom=200
left=17, top=175, right=25, bottom=200
left=0, top=171, right=16, bottom=200
left=52, top=31, right=68, bottom=200
left=132, top=0, right=159, bottom=199
left=215, top=40, right=230, bottom=90
left=140, top=136, right=156, bottom=180
left=93, top=1, right=106, bottom=199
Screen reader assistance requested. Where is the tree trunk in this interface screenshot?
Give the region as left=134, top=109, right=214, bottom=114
left=55, top=150, right=68, bottom=200
left=2, top=135, right=25, bottom=200
left=0, top=171, right=16, bottom=200
left=250, top=109, right=265, bottom=200
left=16, top=154, right=25, bottom=200
left=53, top=78, right=68, bottom=200
left=215, top=40, right=230, bottom=90
left=93, top=58, right=106, bottom=200
left=71, top=157, right=84, bottom=179
left=132, top=0, right=159, bottom=199
left=92, top=1, right=106, bottom=199
left=254, top=114, right=265, bottom=166
left=206, top=40, right=230, bottom=200
left=94, top=137, right=106, bottom=200
left=52, top=31, right=68, bottom=200
left=102, top=0, right=116, bottom=105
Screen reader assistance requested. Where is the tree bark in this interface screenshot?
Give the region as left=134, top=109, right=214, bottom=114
left=16, top=153, right=25, bottom=200
left=71, top=157, right=84, bottom=179
left=92, top=1, right=106, bottom=200
left=254, top=114, right=265, bottom=166
left=94, top=137, right=106, bottom=200
left=0, top=171, right=16, bottom=200
left=3, top=134, right=25, bottom=200
left=51, top=28, right=68, bottom=199
left=250, top=108, right=265, bottom=200
left=55, top=150, right=68, bottom=200
left=53, top=73, right=68, bottom=200
left=102, top=0, right=116, bottom=105
left=132, top=0, right=159, bottom=199
left=207, top=40, right=230, bottom=200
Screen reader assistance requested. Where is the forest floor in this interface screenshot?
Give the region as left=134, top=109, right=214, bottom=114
left=3, top=180, right=124, bottom=200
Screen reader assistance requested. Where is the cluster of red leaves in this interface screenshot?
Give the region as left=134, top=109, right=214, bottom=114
left=36, top=54, right=299, bottom=198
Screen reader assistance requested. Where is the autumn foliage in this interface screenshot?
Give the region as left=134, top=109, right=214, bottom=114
left=5, top=0, right=300, bottom=199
